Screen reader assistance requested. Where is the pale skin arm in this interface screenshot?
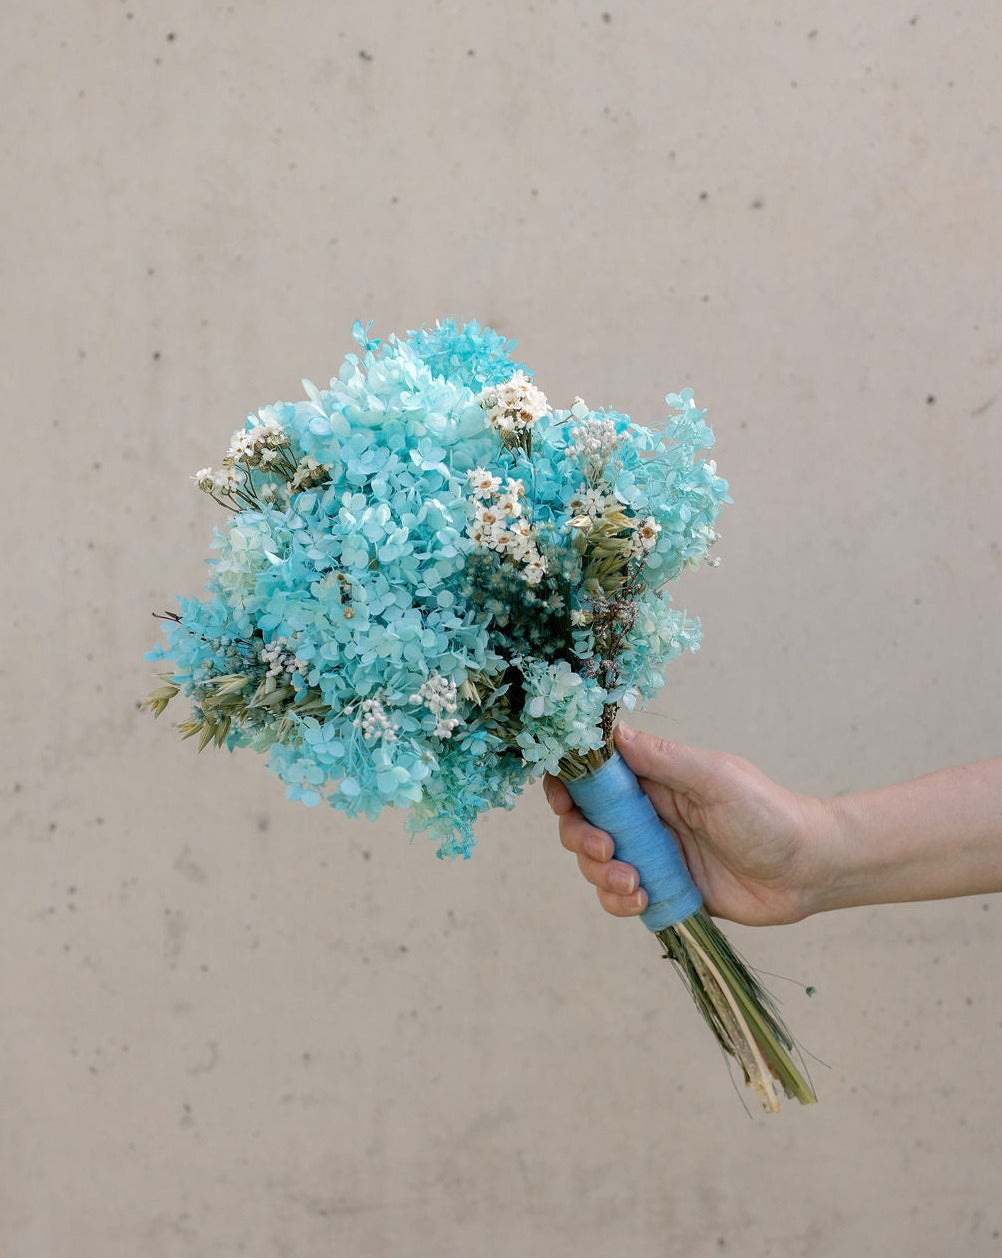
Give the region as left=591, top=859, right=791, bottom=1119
left=544, top=724, right=1002, bottom=926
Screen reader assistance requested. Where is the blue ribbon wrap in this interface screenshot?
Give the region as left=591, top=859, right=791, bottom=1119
left=565, top=751, right=702, bottom=931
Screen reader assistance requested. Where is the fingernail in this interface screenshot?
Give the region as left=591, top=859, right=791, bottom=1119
left=611, top=869, right=637, bottom=894
left=616, top=722, right=636, bottom=743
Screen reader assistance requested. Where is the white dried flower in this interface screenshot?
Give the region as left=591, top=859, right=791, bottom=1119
left=477, top=371, right=549, bottom=435
left=290, top=455, right=328, bottom=491
left=523, top=556, right=547, bottom=586
left=410, top=674, right=461, bottom=739
left=212, top=466, right=241, bottom=496
left=467, top=467, right=502, bottom=499
left=570, top=415, right=621, bottom=479
left=634, top=516, right=661, bottom=552
left=496, top=479, right=525, bottom=517
left=259, top=637, right=308, bottom=679
left=356, top=696, right=398, bottom=743
left=569, top=486, right=618, bottom=517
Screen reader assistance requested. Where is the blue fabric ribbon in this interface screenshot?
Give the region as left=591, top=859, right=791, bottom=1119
left=565, top=751, right=702, bottom=931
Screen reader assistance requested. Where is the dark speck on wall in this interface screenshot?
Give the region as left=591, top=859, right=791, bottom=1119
left=926, top=394, right=935, bottom=404
left=359, top=49, right=373, bottom=61
left=602, top=11, right=612, bottom=22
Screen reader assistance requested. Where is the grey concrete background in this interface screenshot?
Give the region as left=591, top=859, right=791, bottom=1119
left=3, top=1, right=1001, bottom=1255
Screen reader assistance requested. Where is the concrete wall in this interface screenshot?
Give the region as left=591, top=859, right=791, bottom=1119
left=4, top=2, right=1001, bottom=1254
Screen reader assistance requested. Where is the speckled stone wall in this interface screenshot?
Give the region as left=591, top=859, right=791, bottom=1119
left=3, top=2, right=1001, bottom=1255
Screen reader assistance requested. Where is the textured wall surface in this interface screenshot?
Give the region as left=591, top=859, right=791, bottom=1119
left=3, top=2, right=1001, bottom=1255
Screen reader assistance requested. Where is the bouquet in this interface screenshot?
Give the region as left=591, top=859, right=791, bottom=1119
left=145, top=319, right=816, bottom=1110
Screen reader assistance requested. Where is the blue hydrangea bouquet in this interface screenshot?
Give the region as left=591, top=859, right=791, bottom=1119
left=145, top=320, right=815, bottom=1110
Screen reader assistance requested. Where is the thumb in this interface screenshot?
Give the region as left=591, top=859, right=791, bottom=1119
left=614, top=723, right=714, bottom=796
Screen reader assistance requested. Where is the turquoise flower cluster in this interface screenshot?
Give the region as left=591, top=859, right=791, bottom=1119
left=147, top=320, right=729, bottom=857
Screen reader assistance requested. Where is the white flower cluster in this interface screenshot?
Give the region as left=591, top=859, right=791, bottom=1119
left=568, top=485, right=619, bottom=517
left=194, top=416, right=293, bottom=499
left=476, top=371, right=549, bottom=437
left=569, top=405, right=621, bottom=480
left=194, top=466, right=241, bottom=497
left=410, top=673, right=460, bottom=739
left=289, top=455, right=329, bottom=491
left=696, top=524, right=721, bottom=567
left=628, top=516, right=662, bottom=558
left=259, top=637, right=309, bottom=679
left=355, top=696, right=398, bottom=743
left=465, top=473, right=548, bottom=586
left=226, top=413, right=290, bottom=467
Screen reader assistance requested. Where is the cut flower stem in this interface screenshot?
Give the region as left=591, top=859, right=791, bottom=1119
left=561, top=734, right=816, bottom=1111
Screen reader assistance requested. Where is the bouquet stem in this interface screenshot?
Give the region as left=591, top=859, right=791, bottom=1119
left=657, top=909, right=816, bottom=1111
left=563, top=744, right=816, bottom=1111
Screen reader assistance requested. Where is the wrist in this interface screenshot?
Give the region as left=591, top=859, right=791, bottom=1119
left=789, top=793, right=861, bottom=918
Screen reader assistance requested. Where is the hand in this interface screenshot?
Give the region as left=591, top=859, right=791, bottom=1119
left=544, top=724, right=834, bottom=926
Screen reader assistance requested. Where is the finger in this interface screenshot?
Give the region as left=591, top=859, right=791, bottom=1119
left=596, top=886, right=648, bottom=917
left=614, top=723, right=716, bottom=795
left=542, top=773, right=573, bottom=815
left=558, top=812, right=615, bottom=861
left=576, top=852, right=641, bottom=896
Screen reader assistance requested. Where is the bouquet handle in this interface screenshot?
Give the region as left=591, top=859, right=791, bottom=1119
left=566, top=751, right=702, bottom=930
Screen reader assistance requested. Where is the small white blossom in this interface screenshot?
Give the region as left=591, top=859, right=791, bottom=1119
left=569, top=486, right=618, bottom=517
left=467, top=467, right=502, bottom=499
left=410, top=673, right=461, bottom=740
left=523, top=556, right=547, bottom=586
left=226, top=416, right=291, bottom=466
left=356, top=697, right=398, bottom=743
left=570, top=415, right=621, bottom=479
left=290, top=455, right=328, bottom=491
left=627, top=516, right=661, bottom=558
left=496, top=479, right=525, bottom=517
left=635, top=516, right=661, bottom=551
left=468, top=519, right=489, bottom=546
left=212, top=466, right=241, bottom=496
left=259, top=637, right=308, bottom=679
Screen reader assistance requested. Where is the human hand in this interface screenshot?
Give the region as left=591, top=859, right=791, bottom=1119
left=544, top=724, right=835, bottom=926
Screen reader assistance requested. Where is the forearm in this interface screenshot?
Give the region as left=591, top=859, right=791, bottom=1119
left=808, top=759, right=1002, bottom=913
